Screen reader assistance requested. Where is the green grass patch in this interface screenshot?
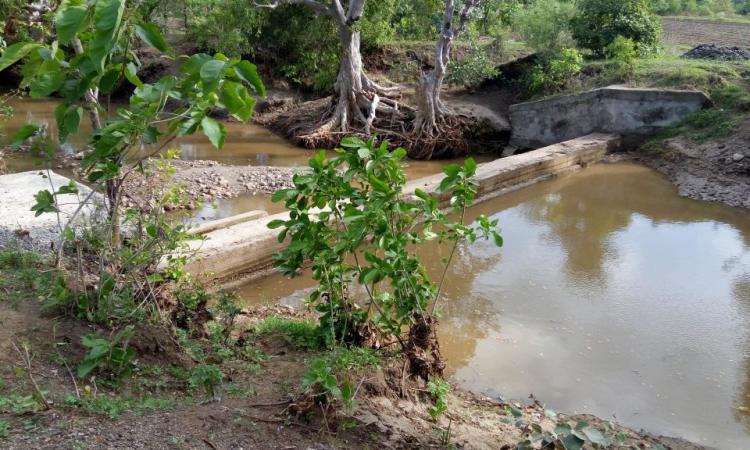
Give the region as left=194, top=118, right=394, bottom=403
left=251, top=315, right=327, bottom=350
left=63, top=394, right=180, bottom=419
left=0, top=248, right=56, bottom=306
left=651, top=108, right=738, bottom=143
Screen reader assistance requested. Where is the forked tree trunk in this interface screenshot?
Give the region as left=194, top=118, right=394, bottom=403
left=413, top=0, right=482, bottom=138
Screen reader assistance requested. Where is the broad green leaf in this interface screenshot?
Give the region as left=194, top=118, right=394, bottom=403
left=220, top=80, right=254, bottom=122
left=234, top=60, right=265, bottom=96
left=0, top=42, right=41, bottom=72
left=55, top=1, right=89, bottom=44
left=340, top=136, right=366, bottom=149
left=135, top=22, right=170, bottom=53
left=200, top=116, right=226, bottom=149
left=267, top=219, right=286, bottom=229
left=391, top=147, right=407, bottom=159
left=31, top=190, right=58, bottom=217
left=582, top=427, right=608, bottom=446
left=124, top=62, right=143, bottom=87
left=98, top=66, right=121, bottom=93
left=10, top=124, right=40, bottom=148
left=562, top=434, right=584, bottom=450
left=464, top=157, right=477, bottom=176
left=89, top=0, right=125, bottom=72
left=56, top=105, right=83, bottom=142
left=357, top=147, right=371, bottom=160
left=200, top=59, right=226, bottom=90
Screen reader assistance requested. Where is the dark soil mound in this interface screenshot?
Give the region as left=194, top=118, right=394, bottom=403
left=682, top=44, right=750, bottom=61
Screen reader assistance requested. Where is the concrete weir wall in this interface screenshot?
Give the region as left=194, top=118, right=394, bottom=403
left=185, top=133, right=621, bottom=283
left=509, top=87, right=711, bottom=149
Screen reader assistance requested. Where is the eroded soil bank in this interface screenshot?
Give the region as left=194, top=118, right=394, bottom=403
left=0, top=297, right=705, bottom=450
left=632, top=118, right=750, bottom=209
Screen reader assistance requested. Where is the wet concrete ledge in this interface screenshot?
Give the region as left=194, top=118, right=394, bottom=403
left=184, top=133, right=622, bottom=284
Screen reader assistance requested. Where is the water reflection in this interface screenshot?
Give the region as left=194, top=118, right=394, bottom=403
left=236, top=162, right=750, bottom=448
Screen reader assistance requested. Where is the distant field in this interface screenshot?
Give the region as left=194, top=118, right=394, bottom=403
left=662, top=17, right=750, bottom=49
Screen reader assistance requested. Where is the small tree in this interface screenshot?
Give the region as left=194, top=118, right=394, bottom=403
left=571, top=0, right=661, bottom=56
left=269, top=137, right=503, bottom=379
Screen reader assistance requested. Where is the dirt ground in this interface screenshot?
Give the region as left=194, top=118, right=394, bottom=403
left=0, top=294, right=708, bottom=450
left=630, top=116, right=750, bottom=209
left=662, top=17, right=750, bottom=50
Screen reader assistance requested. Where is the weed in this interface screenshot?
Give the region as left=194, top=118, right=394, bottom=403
left=328, top=346, right=381, bottom=371
left=303, top=357, right=355, bottom=410
left=189, top=364, right=223, bottom=399
left=0, top=393, right=41, bottom=414
left=427, top=378, right=450, bottom=420
left=252, top=316, right=327, bottom=350
left=63, top=394, right=178, bottom=419
left=0, top=420, right=8, bottom=438
left=77, top=326, right=136, bottom=384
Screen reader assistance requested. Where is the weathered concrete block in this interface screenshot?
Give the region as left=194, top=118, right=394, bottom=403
left=509, top=87, right=711, bottom=149
left=0, top=171, right=104, bottom=251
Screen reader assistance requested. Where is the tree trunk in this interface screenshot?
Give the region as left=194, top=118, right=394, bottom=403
left=413, top=0, right=482, bottom=152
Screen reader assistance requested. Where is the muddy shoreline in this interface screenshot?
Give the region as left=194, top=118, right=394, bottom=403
left=631, top=125, right=750, bottom=209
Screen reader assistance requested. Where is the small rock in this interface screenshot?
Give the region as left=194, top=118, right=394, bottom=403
left=73, top=151, right=86, bottom=160
left=732, top=153, right=745, bottom=162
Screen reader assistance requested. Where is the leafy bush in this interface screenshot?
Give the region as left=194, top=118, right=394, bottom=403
left=77, top=326, right=136, bottom=383
left=446, top=34, right=498, bottom=87
left=571, top=0, right=662, bottom=56
left=512, top=0, right=577, bottom=59
left=268, top=138, right=502, bottom=354
left=189, top=364, right=223, bottom=398
left=528, top=48, right=583, bottom=94
left=606, top=35, right=638, bottom=76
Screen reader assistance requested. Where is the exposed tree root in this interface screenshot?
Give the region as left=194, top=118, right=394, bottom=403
left=256, top=97, right=493, bottom=160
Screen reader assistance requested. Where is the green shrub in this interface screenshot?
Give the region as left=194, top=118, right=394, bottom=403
left=446, top=33, right=498, bottom=87
left=528, top=48, right=583, bottom=94
left=572, top=0, right=662, bottom=56
left=512, top=0, right=577, bottom=59
left=606, top=35, right=638, bottom=76
left=77, top=326, right=136, bottom=383
left=189, top=364, right=223, bottom=398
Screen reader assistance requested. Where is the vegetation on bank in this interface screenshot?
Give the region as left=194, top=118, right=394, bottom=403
left=0, top=0, right=748, bottom=447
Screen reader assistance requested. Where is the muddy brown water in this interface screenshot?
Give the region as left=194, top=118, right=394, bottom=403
left=2, top=97, right=484, bottom=223
left=235, top=162, right=750, bottom=449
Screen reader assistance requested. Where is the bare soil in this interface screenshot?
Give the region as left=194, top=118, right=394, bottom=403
left=662, top=17, right=750, bottom=50
left=632, top=117, right=750, bottom=209
left=0, top=294, right=708, bottom=450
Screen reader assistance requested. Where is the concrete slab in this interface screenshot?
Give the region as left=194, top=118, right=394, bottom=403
left=0, top=170, right=104, bottom=251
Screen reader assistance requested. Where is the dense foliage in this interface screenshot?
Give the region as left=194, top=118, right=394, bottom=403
left=572, top=0, right=662, bottom=56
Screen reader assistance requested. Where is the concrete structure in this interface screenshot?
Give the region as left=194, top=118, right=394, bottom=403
left=509, top=87, right=711, bottom=149
left=0, top=170, right=104, bottom=251
left=184, top=133, right=621, bottom=283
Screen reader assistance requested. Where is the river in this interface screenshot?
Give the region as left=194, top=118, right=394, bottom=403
left=234, top=162, right=750, bottom=449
